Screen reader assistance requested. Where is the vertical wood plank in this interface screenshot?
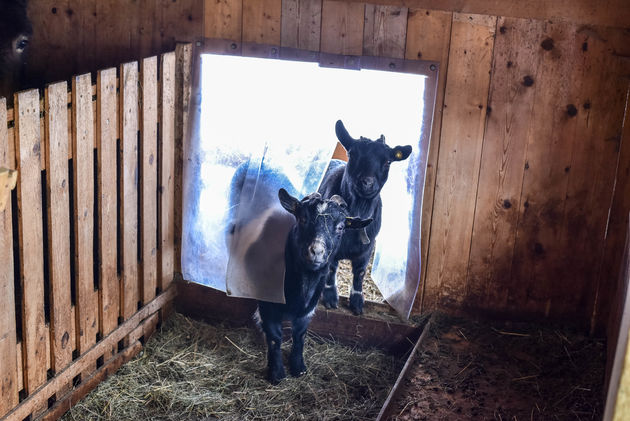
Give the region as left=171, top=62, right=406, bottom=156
left=72, top=73, right=97, bottom=355
left=405, top=8, right=453, bottom=314
left=25, top=0, right=76, bottom=87
left=45, top=81, right=73, bottom=373
left=15, top=89, right=47, bottom=394
left=73, top=0, right=98, bottom=76
left=120, top=62, right=140, bottom=319
left=424, top=13, right=497, bottom=311
left=605, top=100, right=630, bottom=408
left=465, top=17, right=543, bottom=313
left=362, top=4, right=408, bottom=58
left=94, top=0, right=136, bottom=70
left=243, top=0, right=282, bottom=45
left=564, top=27, right=629, bottom=327
left=569, top=28, right=630, bottom=329
left=136, top=0, right=160, bottom=59
left=281, top=0, right=322, bottom=51
left=603, top=84, right=630, bottom=335
left=96, top=68, right=119, bottom=337
left=506, top=21, right=614, bottom=321
left=0, top=97, right=18, bottom=415
left=204, top=0, right=243, bottom=41
left=159, top=52, right=176, bottom=291
left=159, top=0, right=204, bottom=52
left=507, top=22, right=577, bottom=318
left=320, top=0, right=364, bottom=55
left=141, top=56, right=158, bottom=305
left=175, top=44, right=193, bottom=275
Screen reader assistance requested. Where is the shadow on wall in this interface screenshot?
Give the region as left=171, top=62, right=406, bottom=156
left=22, top=0, right=202, bottom=89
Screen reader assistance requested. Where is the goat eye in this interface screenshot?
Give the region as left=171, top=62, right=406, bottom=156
left=16, top=38, right=29, bottom=52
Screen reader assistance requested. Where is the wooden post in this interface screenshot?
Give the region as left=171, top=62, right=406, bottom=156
left=174, top=44, right=193, bottom=276
left=72, top=74, right=98, bottom=356
left=159, top=52, right=176, bottom=293
left=140, top=56, right=158, bottom=305
left=45, top=81, right=73, bottom=375
left=15, top=89, right=48, bottom=394
left=96, top=67, right=120, bottom=350
left=120, top=61, right=140, bottom=320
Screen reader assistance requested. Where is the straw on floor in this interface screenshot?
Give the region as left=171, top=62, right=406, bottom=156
left=62, top=312, right=402, bottom=421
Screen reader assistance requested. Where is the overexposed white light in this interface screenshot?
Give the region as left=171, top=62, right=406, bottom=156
left=187, top=53, right=426, bottom=303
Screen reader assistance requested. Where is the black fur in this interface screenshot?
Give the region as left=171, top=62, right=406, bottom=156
left=318, top=120, right=412, bottom=315
left=257, top=189, right=371, bottom=384
left=0, top=0, right=32, bottom=101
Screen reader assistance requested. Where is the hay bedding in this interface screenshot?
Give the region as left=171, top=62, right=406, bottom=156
left=390, top=314, right=606, bottom=420
left=62, top=313, right=402, bottom=421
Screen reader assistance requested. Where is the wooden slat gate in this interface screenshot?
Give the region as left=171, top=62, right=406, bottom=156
left=0, top=44, right=192, bottom=421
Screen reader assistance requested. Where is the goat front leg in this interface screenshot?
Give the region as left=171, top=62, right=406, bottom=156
left=289, top=315, right=312, bottom=377
left=349, top=252, right=371, bottom=315
left=321, top=260, right=339, bottom=309
left=262, top=319, right=285, bottom=384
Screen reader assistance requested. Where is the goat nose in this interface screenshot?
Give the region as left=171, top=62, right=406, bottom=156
left=308, top=241, right=326, bottom=261
left=361, top=177, right=375, bottom=189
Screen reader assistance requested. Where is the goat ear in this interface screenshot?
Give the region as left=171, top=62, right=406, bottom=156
left=278, top=188, right=300, bottom=214
left=391, top=145, right=412, bottom=161
left=377, top=134, right=386, bottom=144
left=335, top=120, right=356, bottom=152
left=345, top=217, right=373, bottom=230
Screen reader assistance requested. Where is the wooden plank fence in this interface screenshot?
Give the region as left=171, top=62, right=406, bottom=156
left=0, top=45, right=191, bottom=421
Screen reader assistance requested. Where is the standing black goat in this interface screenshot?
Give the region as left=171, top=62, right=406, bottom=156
left=0, top=0, right=32, bottom=102
left=318, top=120, right=412, bottom=315
left=257, top=188, right=372, bottom=384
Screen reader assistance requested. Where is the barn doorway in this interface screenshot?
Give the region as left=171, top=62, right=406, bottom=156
left=181, top=43, right=438, bottom=319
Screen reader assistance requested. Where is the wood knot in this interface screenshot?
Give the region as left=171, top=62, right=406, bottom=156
left=541, top=38, right=554, bottom=51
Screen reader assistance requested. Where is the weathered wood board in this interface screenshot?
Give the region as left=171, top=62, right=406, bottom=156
left=45, top=81, right=73, bottom=373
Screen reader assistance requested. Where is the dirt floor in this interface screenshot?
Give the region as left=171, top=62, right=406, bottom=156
left=61, top=313, right=403, bottom=421
left=389, top=314, right=606, bottom=421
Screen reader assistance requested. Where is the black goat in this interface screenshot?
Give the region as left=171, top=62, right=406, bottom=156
left=318, top=120, right=412, bottom=315
left=257, top=188, right=372, bottom=384
left=0, top=0, right=32, bottom=102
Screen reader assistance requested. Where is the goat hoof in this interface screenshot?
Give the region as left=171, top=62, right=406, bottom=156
left=349, top=293, right=364, bottom=315
left=323, top=300, right=337, bottom=309
left=290, top=363, right=307, bottom=377
left=322, top=289, right=339, bottom=309
left=291, top=366, right=306, bottom=377
left=267, top=367, right=286, bottom=385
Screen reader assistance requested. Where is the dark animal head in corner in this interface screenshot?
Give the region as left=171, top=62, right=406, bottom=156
left=335, top=120, right=412, bottom=200
left=0, top=0, right=32, bottom=99
left=278, top=188, right=372, bottom=270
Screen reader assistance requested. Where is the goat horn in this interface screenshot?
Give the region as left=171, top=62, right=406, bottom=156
left=330, top=195, right=347, bottom=207
left=303, top=192, right=322, bottom=202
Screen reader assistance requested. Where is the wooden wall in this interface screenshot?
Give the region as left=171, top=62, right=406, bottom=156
left=25, top=0, right=203, bottom=86
left=202, top=0, right=630, bottom=333
left=0, top=45, right=190, bottom=420
left=23, top=0, right=630, bottom=332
